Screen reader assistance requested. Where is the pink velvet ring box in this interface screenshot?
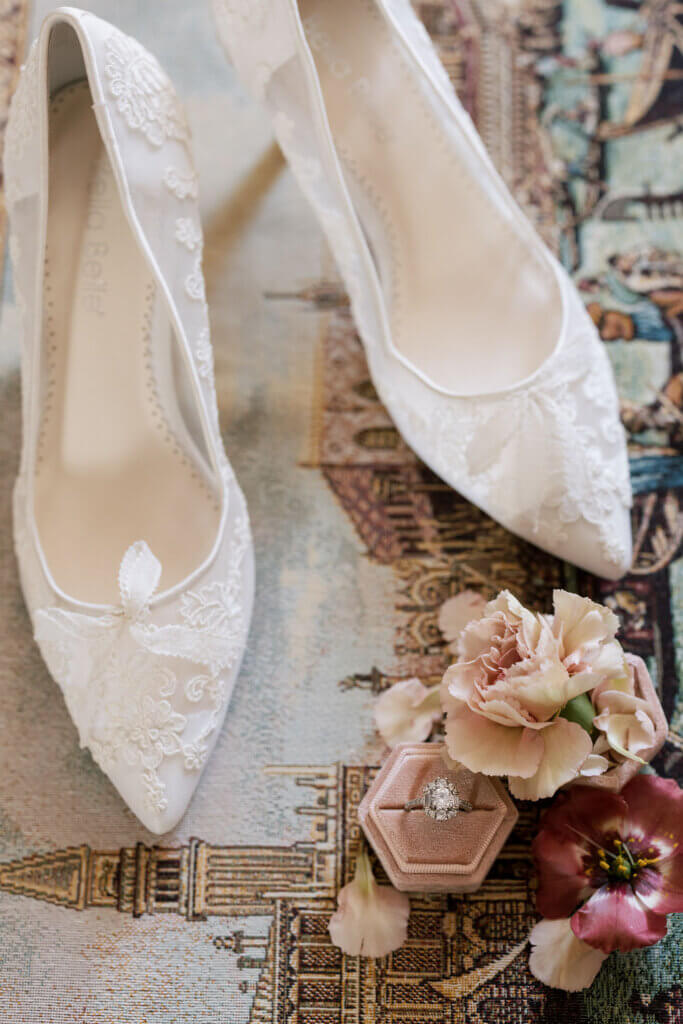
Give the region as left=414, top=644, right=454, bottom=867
left=359, top=743, right=518, bottom=893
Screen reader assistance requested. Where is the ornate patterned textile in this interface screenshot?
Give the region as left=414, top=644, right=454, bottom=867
left=0, top=0, right=681, bottom=1021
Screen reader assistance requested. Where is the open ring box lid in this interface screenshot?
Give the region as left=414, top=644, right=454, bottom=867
left=359, top=743, right=518, bottom=893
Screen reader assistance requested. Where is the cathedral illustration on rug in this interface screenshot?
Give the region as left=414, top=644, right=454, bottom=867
left=0, top=763, right=541, bottom=1021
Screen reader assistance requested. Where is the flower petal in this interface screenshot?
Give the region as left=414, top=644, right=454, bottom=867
left=438, top=591, right=486, bottom=650
left=584, top=644, right=632, bottom=698
left=579, top=753, right=611, bottom=777
left=591, top=659, right=635, bottom=704
left=621, top=774, right=683, bottom=856
left=505, top=654, right=580, bottom=722
left=328, top=852, right=410, bottom=958
left=621, top=774, right=683, bottom=915
left=458, top=614, right=505, bottom=662
left=441, top=660, right=483, bottom=707
left=467, top=696, right=549, bottom=730
left=444, top=700, right=544, bottom=778
left=635, top=858, right=683, bottom=916
left=508, top=719, right=593, bottom=800
left=533, top=827, right=592, bottom=918
left=443, top=702, right=543, bottom=778
left=552, top=590, right=619, bottom=653
left=594, top=709, right=652, bottom=763
left=374, top=679, right=442, bottom=748
left=529, top=917, right=608, bottom=992
left=572, top=885, right=668, bottom=953
left=537, top=785, right=627, bottom=847
left=487, top=591, right=543, bottom=647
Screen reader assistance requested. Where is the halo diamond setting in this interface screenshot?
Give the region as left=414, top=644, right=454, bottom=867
left=405, top=776, right=472, bottom=822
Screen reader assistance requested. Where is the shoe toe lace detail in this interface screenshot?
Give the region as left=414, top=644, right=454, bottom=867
left=375, top=292, right=632, bottom=576
left=33, top=506, right=251, bottom=818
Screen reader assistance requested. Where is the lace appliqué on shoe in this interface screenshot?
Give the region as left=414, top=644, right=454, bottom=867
left=34, top=520, right=249, bottom=814
left=175, top=217, right=202, bottom=251
left=174, top=215, right=206, bottom=302
left=164, top=166, right=199, bottom=200
left=382, top=300, right=631, bottom=572
left=466, top=312, right=631, bottom=560
left=194, top=327, right=214, bottom=380
left=4, top=40, right=40, bottom=207
left=185, top=255, right=206, bottom=303
left=214, top=0, right=631, bottom=574
left=104, top=30, right=189, bottom=147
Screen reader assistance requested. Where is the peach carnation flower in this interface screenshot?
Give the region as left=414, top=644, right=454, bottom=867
left=441, top=590, right=626, bottom=800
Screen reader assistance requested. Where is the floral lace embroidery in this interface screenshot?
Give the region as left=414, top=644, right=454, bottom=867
left=4, top=40, right=40, bottom=207
left=181, top=580, right=241, bottom=636
left=215, top=0, right=632, bottom=573
left=86, top=653, right=188, bottom=810
left=194, top=327, right=214, bottom=380
left=7, top=17, right=250, bottom=821
left=104, top=31, right=189, bottom=147
left=185, top=255, right=206, bottom=303
left=379, top=298, right=631, bottom=572
left=33, top=519, right=250, bottom=814
left=164, top=166, right=199, bottom=200
left=174, top=217, right=202, bottom=251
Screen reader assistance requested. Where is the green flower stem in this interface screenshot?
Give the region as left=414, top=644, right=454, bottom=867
left=559, top=692, right=597, bottom=737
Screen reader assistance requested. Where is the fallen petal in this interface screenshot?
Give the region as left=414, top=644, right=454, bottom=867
left=438, top=591, right=487, bottom=652
left=529, top=917, right=608, bottom=991
left=374, top=678, right=442, bottom=748
left=328, top=850, right=410, bottom=958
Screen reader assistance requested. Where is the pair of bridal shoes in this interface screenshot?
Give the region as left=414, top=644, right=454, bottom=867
left=5, top=4, right=631, bottom=832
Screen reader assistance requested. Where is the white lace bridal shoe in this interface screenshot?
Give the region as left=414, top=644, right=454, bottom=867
left=5, top=8, right=254, bottom=833
left=213, top=0, right=633, bottom=578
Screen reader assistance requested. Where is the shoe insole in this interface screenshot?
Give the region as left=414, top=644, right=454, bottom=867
left=34, top=81, right=220, bottom=605
left=299, top=0, right=562, bottom=395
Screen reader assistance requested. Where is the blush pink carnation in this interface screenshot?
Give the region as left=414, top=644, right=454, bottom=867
left=441, top=590, right=626, bottom=800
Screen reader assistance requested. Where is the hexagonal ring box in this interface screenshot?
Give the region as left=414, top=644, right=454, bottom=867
left=359, top=743, right=518, bottom=893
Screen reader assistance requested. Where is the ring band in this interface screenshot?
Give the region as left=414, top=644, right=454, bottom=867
left=404, top=777, right=473, bottom=822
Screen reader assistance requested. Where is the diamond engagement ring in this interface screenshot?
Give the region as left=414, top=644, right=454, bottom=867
left=404, top=777, right=473, bottom=822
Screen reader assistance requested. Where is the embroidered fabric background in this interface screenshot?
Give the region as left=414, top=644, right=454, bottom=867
left=0, top=0, right=681, bottom=1021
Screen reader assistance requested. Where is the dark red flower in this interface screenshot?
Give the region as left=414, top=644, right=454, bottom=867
left=532, top=775, right=683, bottom=954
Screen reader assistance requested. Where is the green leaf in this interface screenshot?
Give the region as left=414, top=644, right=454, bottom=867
left=559, top=692, right=597, bottom=737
